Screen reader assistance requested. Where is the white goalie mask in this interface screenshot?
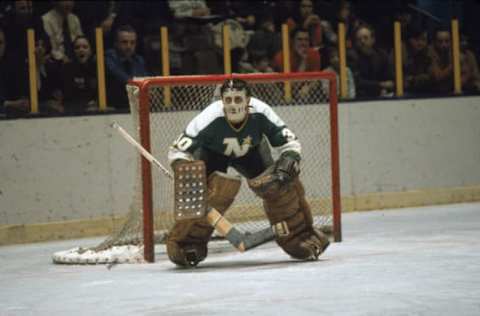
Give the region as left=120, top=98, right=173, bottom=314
left=222, top=89, right=250, bottom=124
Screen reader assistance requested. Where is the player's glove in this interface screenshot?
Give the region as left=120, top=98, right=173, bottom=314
left=274, top=151, right=301, bottom=185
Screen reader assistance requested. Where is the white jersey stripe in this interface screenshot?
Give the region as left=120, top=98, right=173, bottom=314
left=248, top=97, right=286, bottom=128
left=185, top=97, right=286, bottom=137
left=185, top=100, right=224, bottom=137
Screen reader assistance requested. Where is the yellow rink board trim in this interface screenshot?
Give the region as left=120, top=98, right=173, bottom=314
left=0, top=217, right=125, bottom=246
left=1, top=185, right=480, bottom=246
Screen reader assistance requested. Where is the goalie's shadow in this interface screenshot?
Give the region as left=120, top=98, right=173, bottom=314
left=170, top=258, right=329, bottom=273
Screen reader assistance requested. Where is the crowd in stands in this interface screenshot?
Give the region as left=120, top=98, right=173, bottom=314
left=1, top=0, right=480, bottom=117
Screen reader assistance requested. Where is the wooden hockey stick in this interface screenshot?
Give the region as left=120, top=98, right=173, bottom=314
left=111, top=121, right=275, bottom=252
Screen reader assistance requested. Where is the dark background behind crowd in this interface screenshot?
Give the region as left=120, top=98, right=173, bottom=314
left=1, top=0, right=479, bottom=118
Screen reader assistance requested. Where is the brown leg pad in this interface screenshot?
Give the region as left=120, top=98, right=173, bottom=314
left=249, top=175, right=329, bottom=260
left=166, top=171, right=241, bottom=266
left=166, top=239, right=208, bottom=267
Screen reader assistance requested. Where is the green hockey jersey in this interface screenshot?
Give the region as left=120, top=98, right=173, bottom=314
left=168, top=97, right=301, bottom=163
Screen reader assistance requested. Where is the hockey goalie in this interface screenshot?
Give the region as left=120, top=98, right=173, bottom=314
left=167, top=78, right=330, bottom=267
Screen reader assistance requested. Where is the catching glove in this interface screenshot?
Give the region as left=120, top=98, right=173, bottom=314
left=274, top=151, right=301, bottom=184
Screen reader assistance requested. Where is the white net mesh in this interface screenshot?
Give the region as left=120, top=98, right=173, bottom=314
left=52, top=74, right=338, bottom=264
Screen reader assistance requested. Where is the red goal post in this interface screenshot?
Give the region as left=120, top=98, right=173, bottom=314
left=129, top=72, right=342, bottom=262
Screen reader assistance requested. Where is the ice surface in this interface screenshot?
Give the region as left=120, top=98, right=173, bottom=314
left=1, top=203, right=480, bottom=316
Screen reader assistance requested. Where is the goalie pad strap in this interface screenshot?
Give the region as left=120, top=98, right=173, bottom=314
left=273, top=221, right=290, bottom=237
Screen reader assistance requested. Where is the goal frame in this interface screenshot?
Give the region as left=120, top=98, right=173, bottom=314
left=129, top=72, right=342, bottom=262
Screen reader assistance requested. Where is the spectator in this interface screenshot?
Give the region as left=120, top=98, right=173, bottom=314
left=249, top=51, right=274, bottom=73
left=375, top=3, right=416, bottom=53
left=76, top=1, right=170, bottom=55
left=285, top=0, right=336, bottom=51
left=460, top=43, right=480, bottom=93
left=74, top=1, right=118, bottom=50
left=105, top=25, right=148, bottom=109
left=273, top=28, right=321, bottom=73
left=209, top=0, right=257, bottom=31
left=236, top=50, right=273, bottom=74
left=168, top=0, right=220, bottom=74
left=273, top=28, right=322, bottom=101
left=348, top=24, right=393, bottom=98
left=237, top=50, right=283, bottom=105
left=271, top=1, right=296, bottom=31
left=2, top=0, right=45, bottom=62
left=62, top=36, right=98, bottom=112
left=136, top=2, right=174, bottom=75
left=41, top=0, right=83, bottom=63
left=329, top=0, right=362, bottom=49
left=323, top=46, right=356, bottom=100
left=0, top=29, right=30, bottom=116
left=35, top=38, right=64, bottom=114
left=399, top=24, right=434, bottom=96
left=31, top=1, right=51, bottom=17
left=169, top=0, right=211, bottom=18
left=247, top=13, right=281, bottom=60
left=1, top=28, right=61, bottom=116
left=211, top=18, right=250, bottom=57
left=428, top=27, right=453, bottom=94
left=429, top=30, right=480, bottom=94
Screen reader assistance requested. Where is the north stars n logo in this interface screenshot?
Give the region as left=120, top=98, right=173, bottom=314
left=223, top=136, right=251, bottom=157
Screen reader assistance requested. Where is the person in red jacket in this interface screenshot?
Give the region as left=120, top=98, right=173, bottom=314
left=273, top=27, right=321, bottom=73
left=273, top=28, right=322, bottom=100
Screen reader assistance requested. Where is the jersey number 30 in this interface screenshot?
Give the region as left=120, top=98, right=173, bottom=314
left=282, top=128, right=296, bottom=141
left=173, top=134, right=193, bottom=151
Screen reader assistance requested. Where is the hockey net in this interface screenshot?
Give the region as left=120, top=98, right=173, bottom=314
left=53, top=72, right=341, bottom=264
